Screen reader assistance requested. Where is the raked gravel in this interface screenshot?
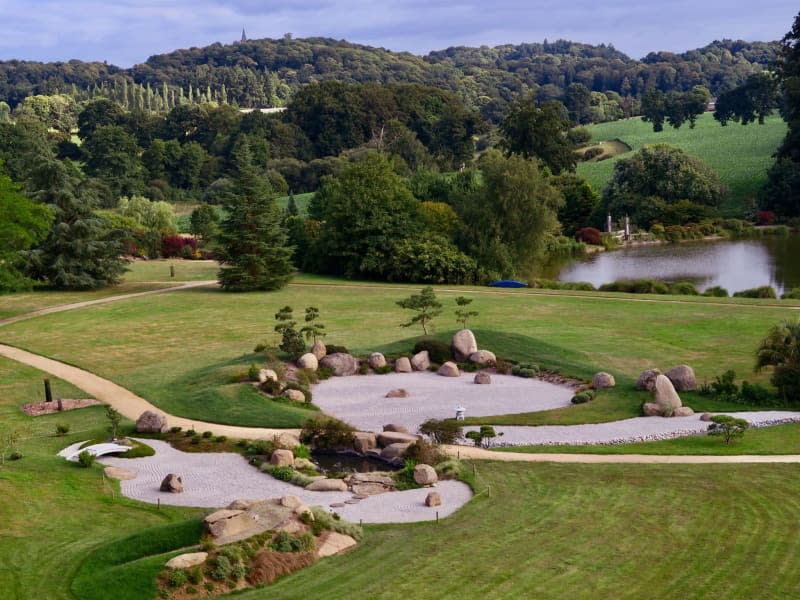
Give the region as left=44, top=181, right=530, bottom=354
left=463, top=412, right=800, bottom=446
left=98, top=439, right=472, bottom=523
left=313, top=371, right=575, bottom=433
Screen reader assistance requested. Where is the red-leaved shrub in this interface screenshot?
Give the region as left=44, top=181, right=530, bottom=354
left=161, top=235, right=197, bottom=258
left=575, top=227, right=603, bottom=245
left=756, top=210, right=775, bottom=226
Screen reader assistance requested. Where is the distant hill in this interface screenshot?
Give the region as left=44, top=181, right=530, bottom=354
left=0, top=37, right=780, bottom=120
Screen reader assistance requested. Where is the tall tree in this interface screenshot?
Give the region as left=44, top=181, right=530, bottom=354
left=26, top=159, right=127, bottom=289
left=714, top=73, right=780, bottom=125
left=499, top=97, right=576, bottom=174
left=82, top=125, right=144, bottom=197
left=216, top=142, right=294, bottom=291
left=0, top=165, right=52, bottom=292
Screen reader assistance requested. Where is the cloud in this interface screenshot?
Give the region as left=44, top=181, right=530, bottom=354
left=0, top=0, right=796, bottom=66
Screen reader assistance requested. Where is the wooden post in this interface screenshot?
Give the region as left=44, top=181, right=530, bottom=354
left=44, top=378, right=52, bottom=403
left=158, top=498, right=161, bottom=510
left=472, top=463, right=476, bottom=477
left=170, top=265, right=175, bottom=278
left=436, top=511, right=439, bottom=524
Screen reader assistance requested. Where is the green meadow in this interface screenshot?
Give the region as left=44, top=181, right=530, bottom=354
left=577, top=113, right=787, bottom=215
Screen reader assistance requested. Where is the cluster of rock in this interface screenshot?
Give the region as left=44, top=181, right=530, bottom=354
left=639, top=365, right=697, bottom=418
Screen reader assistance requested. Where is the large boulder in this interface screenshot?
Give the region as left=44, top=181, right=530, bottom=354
left=297, top=353, right=318, bottom=371
left=386, top=389, right=410, bottom=398
left=160, top=474, right=183, bottom=493
left=320, top=353, right=359, bottom=376
left=311, top=340, right=327, bottom=360
left=368, top=352, right=387, bottom=370
left=411, top=350, right=431, bottom=371
left=383, top=424, right=409, bottom=433
left=353, top=432, right=377, bottom=453
left=377, top=431, right=420, bottom=447
left=283, top=389, right=305, bottom=402
left=700, top=412, right=713, bottom=422
left=673, top=406, right=695, bottom=417
left=394, top=357, right=412, bottom=373
left=451, top=329, right=478, bottom=362
left=274, top=431, right=300, bottom=449
left=135, top=410, right=167, bottom=433
left=270, top=449, right=294, bottom=467
left=166, top=552, right=208, bottom=569
left=654, top=375, right=682, bottom=410
left=316, top=531, right=358, bottom=558
left=280, top=495, right=303, bottom=509
left=204, top=509, right=253, bottom=541
left=258, top=369, right=278, bottom=383
left=642, top=402, right=662, bottom=417
left=413, top=464, right=438, bottom=485
left=636, top=368, right=662, bottom=391
left=592, top=372, right=616, bottom=389
left=380, top=442, right=412, bottom=459
left=469, top=350, right=496, bottom=366
left=438, top=361, right=460, bottom=377
left=426, top=491, right=442, bottom=507
left=666, top=365, right=697, bottom=391
left=474, top=372, right=492, bottom=385
left=305, top=478, right=348, bottom=492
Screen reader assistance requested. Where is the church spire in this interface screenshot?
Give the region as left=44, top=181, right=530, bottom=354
left=241, top=27, right=247, bottom=43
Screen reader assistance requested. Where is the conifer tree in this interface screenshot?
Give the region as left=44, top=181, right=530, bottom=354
left=216, top=142, right=294, bottom=291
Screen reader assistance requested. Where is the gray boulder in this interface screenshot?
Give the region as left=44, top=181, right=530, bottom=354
left=270, top=449, right=294, bottom=467
left=592, top=372, right=615, bottom=389
left=377, top=431, right=420, bottom=447
left=135, top=410, right=167, bottom=433
left=438, top=361, right=460, bottom=377
left=160, top=473, right=183, bottom=493
left=411, top=350, right=430, bottom=371
left=353, top=432, right=377, bottom=453
left=474, top=372, right=492, bottom=385
left=297, top=353, right=318, bottom=371
left=386, top=389, right=410, bottom=398
left=654, top=374, right=682, bottom=410
left=413, top=464, right=438, bottom=485
left=673, top=406, right=695, bottom=417
left=320, top=353, right=359, bottom=376
left=258, top=368, right=278, bottom=383
left=283, top=389, right=305, bottom=402
left=426, top=491, right=442, bottom=507
left=368, top=352, right=387, bottom=370
left=394, top=357, right=412, bottom=373
left=469, top=350, right=496, bottom=366
left=642, top=402, right=662, bottom=417
left=700, top=412, right=713, bottom=422
left=383, top=424, right=410, bottom=433
left=451, top=329, right=478, bottom=361
left=636, top=368, right=662, bottom=391
left=305, top=478, right=348, bottom=492
left=311, top=340, right=327, bottom=360
left=666, top=365, right=697, bottom=391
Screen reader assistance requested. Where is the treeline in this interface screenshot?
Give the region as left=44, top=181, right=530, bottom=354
left=0, top=36, right=779, bottom=121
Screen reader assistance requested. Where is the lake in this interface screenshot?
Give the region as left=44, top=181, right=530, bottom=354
left=544, top=236, right=800, bottom=295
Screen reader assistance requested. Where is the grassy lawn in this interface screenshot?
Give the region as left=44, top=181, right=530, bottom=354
left=276, top=192, right=314, bottom=216
left=244, top=461, right=800, bottom=599
left=0, top=357, right=195, bottom=600
left=121, top=259, right=219, bottom=283
left=0, top=281, right=797, bottom=429
left=497, top=422, right=800, bottom=455
left=577, top=113, right=786, bottom=215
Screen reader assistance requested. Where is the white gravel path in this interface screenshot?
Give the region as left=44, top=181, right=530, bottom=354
left=464, top=411, right=800, bottom=446
left=99, top=439, right=472, bottom=523
left=313, top=371, right=574, bottom=433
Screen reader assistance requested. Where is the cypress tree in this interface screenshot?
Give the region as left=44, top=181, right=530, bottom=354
left=216, top=142, right=294, bottom=291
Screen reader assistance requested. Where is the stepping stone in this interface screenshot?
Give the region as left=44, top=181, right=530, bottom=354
left=329, top=502, right=345, bottom=508
left=344, top=499, right=360, bottom=504
left=352, top=494, right=368, bottom=500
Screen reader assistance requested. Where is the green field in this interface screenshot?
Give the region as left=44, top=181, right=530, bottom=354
left=276, top=192, right=314, bottom=216
left=576, top=113, right=787, bottom=215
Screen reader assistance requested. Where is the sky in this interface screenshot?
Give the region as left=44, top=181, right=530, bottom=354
left=0, top=0, right=797, bottom=67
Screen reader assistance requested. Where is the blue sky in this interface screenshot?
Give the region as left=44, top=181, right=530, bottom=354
left=0, top=0, right=797, bottom=66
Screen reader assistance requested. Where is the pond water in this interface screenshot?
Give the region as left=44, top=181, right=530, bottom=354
left=543, top=236, right=800, bottom=295
left=312, top=452, right=397, bottom=473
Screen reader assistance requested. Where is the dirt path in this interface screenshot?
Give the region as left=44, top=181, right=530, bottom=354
left=444, top=445, right=800, bottom=464
left=0, top=280, right=218, bottom=328
left=0, top=344, right=298, bottom=440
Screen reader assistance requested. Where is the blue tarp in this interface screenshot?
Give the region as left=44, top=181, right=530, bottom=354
left=488, top=280, right=528, bottom=288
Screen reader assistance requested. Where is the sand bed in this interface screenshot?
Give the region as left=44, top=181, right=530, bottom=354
left=313, top=371, right=574, bottom=432
left=99, top=439, right=472, bottom=523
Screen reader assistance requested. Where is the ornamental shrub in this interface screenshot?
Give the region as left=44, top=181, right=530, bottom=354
left=574, top=227, right=603, bottom=245
left=733, top=286, right=777, bottom=299
left=161, top=235, right=197, bottom=258
left=703, top=286, right=729, bottom=297
left=300, top=415, right=355, bottom=449
left=77, top=450, right=95, bottom=468
left=418, top=418, right=463, bottom=444
left=56, top=423, right=70, bottom=436
left=668, top=281, right=699, bottom=295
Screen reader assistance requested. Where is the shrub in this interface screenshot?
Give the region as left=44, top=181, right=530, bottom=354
left=168, top=568, right=188, bottom=588
left=187, top=566, right=204, bottom=585
left=418, top=418, right=463, bottom=444
left=231, top=563, right=247, bottom=582
left=245, top=439, right=275, bottom=456
left=581, top=146, right=604, bottom=161
left=294, top=444, right=311, bottom=459
left=309, top=506, right=363, bottom=541
left=253, top=343, right=267, bottom=353
left=703, top=286, right=729, bottom=297
left=77, top=450, right=95, bottom=468
left=711, top=370, right=738, bottom=399
left=190, top=435, right=201, bottom=445
left=739, top=381, right=776, bottom=406
left=55, top=423, right=70, bottom=436
left=259, top=378, right=281, bottom=396
left=210, top=555, right=232, bottom=581
left=271, top=530, right=316, bottom=553
left=300, top=416, right=355, bottom=449
left=756, top=210, right=776, bottom=226
left=403, top=439, right=449, bottom=465
left=708, top=415, right=748, bottom=444
left=161, top=235, right=197, bottom=258
left=574, top=227, right=603, bottom=245
left=9, top=451, right=23, bottom=461
left=269, top=466, right=295, bottom=481
left=375, top=364, right=394, bottom=374
left=413, top=338, right=451, bottom=364
left=202, top=431, right=213, bottom=439
left=668, top=281, right=699, bottom=295
left=650, top=223, right=665, bottom=237
left=512, top=363, right=539, bottom=378
left=170, top=426, right=182, bottom=433
left=316, top=366, right=336, bottom=380
left=247, top=364, right=261, bottom=382
left=393, top=459, right=422, bottom=491
left=283, top=380, right=312, bottom=403
left=465, top=425, right=502, bottom=448
left=185, top=429, right=196, bottom=437
left=325, top=344, right=349, bottom=355
left=781, top=288, right=800, bottom=300
left=733, top=286, right=778, bottom=299
left=280, top=329, right=306, bottom=360
left=571, top=390, right=595, bottom=404
left=215, top=436, right=227, bottom=443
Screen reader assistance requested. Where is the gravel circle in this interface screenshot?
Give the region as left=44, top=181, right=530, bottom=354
left=313, top=371, right=574, bottom=433
left=463, top=411, right=800, bottom=446
left=99, top=439, right=472, bottom=523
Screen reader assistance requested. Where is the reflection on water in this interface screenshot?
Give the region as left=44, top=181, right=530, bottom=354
left=544, top=236, right=800, bottom=295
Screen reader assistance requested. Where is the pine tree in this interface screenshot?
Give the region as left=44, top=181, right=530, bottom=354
left=216, top=143, right=294, bottom=291
left=26, top=159, right=127, bottom=289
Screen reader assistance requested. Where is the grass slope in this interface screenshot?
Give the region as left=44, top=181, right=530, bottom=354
left=577, top=113, right=786, bottom=215
left=1, top=281, right=796, bottom=428
left=0, top=358, right=193, bottom=600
